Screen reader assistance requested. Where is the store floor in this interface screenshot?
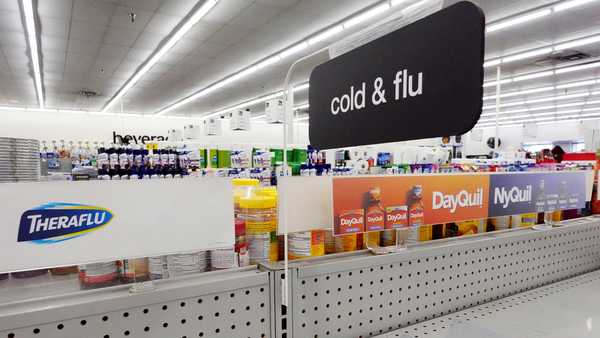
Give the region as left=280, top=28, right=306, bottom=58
left=379, top=269, right=600, bottom=338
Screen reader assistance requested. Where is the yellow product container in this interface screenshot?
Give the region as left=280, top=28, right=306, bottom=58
left=456, top=220, right=480, bottom=236
left=520, top=213, right=537, bottom=227
left=325, top=230, right=336, bottom=254
left=335, top=234, right=358, bottom=252
left=288, top=230, right=325, bottom=260
left=240, top=195, right=278, bottom=264
left=364, top=231, right=381, bottom=248
left=419, top=225, right=432, bottom=241
left=551, top=210, right=562, bottom=222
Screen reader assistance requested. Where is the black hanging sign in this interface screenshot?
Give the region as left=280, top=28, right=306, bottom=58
left=308, top=1, right=485, bottom=149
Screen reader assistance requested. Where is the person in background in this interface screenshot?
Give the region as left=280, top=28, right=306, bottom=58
left=551, top=145, right=565, bottom=163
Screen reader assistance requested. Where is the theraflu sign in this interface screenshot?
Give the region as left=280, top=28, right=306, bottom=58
left=18, top=203, right=114, bottom=244
left=332, top=172, right=590, bottom=236
left=308, top=2, right=485, bottom=149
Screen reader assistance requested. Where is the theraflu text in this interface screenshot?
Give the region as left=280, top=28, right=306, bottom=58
left=18, top=203, right=114, bottom=244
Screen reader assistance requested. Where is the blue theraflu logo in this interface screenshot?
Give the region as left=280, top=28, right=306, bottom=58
left=18, top=203, right=114, bottom=244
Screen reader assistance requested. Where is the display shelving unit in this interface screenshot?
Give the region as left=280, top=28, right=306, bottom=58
left=3, top=217, right=599, bottom=338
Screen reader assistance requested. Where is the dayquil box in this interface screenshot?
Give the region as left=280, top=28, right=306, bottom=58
left=337, top=209, right=365, bottom=234
left=385, top=206, right=408, bottom=229
left=365, top=209, right=385, bottom=231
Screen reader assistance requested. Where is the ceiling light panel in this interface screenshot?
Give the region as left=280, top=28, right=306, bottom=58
left=154, top=1, right=418, bottom=116
left=101, top=0, right=219, bottom=113
left=21, top=0, right=44, bottom=109
left=486, top=9, right=552, bottom=33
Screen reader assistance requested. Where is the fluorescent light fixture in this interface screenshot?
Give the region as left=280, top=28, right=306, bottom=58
left=502, top=47, right=553, bottom=63
left=555, top=61, right=600, bottom=74
left=343, top=3, right=390, bottom=28
left=21, top=0, right=44, bottom=109
left=526, top=91, right=591, bottom=104
left=483, top=79, right=512, bottom=88
left=308, top=25, right=344, bottom=45
left=255, top=55, right=282, bottom=69
left=198, top=82, right=311, bottom=119
left=554, top=0, right=599, bottom=12
left=221, top=66, right=258, bottom=86
left=483, top=59, right=501, bottom=68
left=555, top=34, right=600, bottom=50
left=391, top=0, right=412, bottom=7
left=513, top=70, right=554, bottom=82
left=280, top=42, right=309, bottom=59
left=556, top=79, right=598, bottom=89
left=483, top=86, right=555, bottom=101
left=295, top=103, right=310, bottom=110
left=295, top=115, right=310, bottom=122
left=293, top=83, right=310, bottom=92
left=103, top=0, right=218, bottom=113
left=486, top=9, right=551, bottom=33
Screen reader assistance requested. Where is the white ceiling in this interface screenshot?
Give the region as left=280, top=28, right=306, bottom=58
left=2, top=0, right=600, bottom=120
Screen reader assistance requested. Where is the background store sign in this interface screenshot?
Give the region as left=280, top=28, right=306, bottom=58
left=308, top=2, right=485, bottom=149
left=331, top=171, right=590, bottom=235
left=0, top=179, right=234, bottom=273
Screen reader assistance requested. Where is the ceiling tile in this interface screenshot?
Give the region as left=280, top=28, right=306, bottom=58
left=190, top=41, right=229, bottom=58
left=185, top=20, right=224, bottom=42
left=120, top=0, right=164, bottom=12
left=38, top=0, right=73, bottom=19
left=72, top=0, right=116, bottom=26
left=40, top=17, right=70, bottom=38
left=69, top=20, right=107, bottom=42
left=103, top=27, right=141, bottom=46
left=0, top=11, right=24, bottom=33
left=0, top=1, right=19, bottom=12
left=228, top=3, right=285, bottom=29
left=132, top=30, right=164, bottom=49
left=202, top=0, right=253, bottom=24
left=206, top=24, right=256, bottom=46
left=41, top=36, right=68, bottom=53
left=158, top=0, right=197, bottom=16
left=124, top=48, right=153, bottom=63
left=0, top=31, right=27, bottom=48
left=109, top=6, right=153, bottom=30
left=97, top=43, right=129, bottom=60
left=255, top=0, right=301, bottom=7
left=67, top=39, right=100, bottom=55
left=145, top=13, right=181, bottom=35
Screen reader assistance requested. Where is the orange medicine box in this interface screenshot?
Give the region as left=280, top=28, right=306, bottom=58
left=337, top=209, right=365, bottom=235
left=365, top=209, right=385, bottom=231
left=385, top=206, right=408, bottom=229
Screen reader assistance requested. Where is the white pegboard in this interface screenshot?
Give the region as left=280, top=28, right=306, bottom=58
left=379, top=269, right=600, bottom=338
left=0, top=268, right=271, bottom=338
left=278, top=217, right=600, bottom=338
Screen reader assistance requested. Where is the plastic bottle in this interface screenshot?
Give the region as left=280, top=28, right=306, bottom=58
left=233, top=178, right=260, bottom=267
left=535, top=179, right=546, bottom=212
left=240, top=194, right=278, bottom=264
left=288, top=230, right=325, bottom=260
